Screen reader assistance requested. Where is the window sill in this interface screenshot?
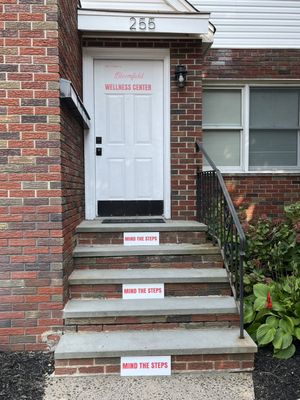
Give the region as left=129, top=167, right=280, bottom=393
left=222, top=171, right=300, bottom=177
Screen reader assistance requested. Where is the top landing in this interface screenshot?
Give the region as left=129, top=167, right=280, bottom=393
left=76, top=219, right=207, bottom=233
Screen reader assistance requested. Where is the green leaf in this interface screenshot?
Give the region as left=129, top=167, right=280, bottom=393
left=257, top=324, right=276, bottom=345
left=274, top=344, right=296, bottom=360
left=291, top=317, right=300, bottom=327
left=254, top=297, right=267, bottom=311
left=272, top=328, right=284, bottom=350
left=283, top=281, right=293, bottom=294
left=279, top=317, right=294, bottom=334
left=295, top=302, right=300, bottom=317
left=295, top=327, right=300, bottom=340
left=253, top=283, right=270, bottom=299
left=281, top=333, right=293, bottom=350
left=244, top=304, right=256, bottom=324
left=245, top=294, right=256, bottom=304
left=246, top=322, right=261, bottom=342
left=244, top=276, right=251, bottom=285
left=266, top=316, right=279, bottom=328
left=254, top=309, right=275, bottom=322
left=271, top=301, right=286, bottom=313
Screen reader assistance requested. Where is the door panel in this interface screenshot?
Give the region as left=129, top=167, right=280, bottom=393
left=135, top=158, right=153, bottom=198
left=106, top=95, right=125, bottom=144
left=134, top=95, right=152, bottom=143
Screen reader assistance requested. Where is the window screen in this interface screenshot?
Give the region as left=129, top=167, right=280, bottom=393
left=249, top=89, right=299, bottom=168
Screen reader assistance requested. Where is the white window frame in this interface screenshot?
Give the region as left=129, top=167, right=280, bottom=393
left=203, top=83, right=300, bottom=174
left=203, top=86, right=245, bottom=172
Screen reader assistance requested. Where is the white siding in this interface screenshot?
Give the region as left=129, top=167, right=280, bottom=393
left=191, top=0, right=300, bottom=48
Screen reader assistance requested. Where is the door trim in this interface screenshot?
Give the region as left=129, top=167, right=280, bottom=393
left=83, top=48, right=171, bottom=220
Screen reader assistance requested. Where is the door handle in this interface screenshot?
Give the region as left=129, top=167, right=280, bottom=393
left=96, top=148, right=102, bottom=156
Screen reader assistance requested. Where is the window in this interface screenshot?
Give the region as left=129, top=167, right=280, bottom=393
left=203, top=87, right=300, bottom=172
left=203, top=89, right=242, bottom=170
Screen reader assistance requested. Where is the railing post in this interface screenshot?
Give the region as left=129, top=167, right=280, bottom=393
left=239, top=252, right=245, bottom=339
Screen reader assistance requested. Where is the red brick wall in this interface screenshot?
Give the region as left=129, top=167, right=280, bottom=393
left=0, top=0, right=83, bottom=351
left=58, top=0, right=85, bottom=300
left=83, top=38, right=204, bottom=220
left=203, top=49, right=300, bottom=79
left=225, top=175, right=300, bottom=221
left=202, top=49, right=300, bottom=220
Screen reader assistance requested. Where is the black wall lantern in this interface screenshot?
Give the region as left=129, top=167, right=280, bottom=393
left=175, top=65, right=188, bottom=88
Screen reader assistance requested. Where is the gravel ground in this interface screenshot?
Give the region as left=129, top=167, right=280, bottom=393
left=43, top=373, right=254, bottom=400
left=0, top=347, right=299, bottom=400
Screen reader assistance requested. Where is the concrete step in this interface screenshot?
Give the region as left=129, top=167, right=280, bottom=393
left=73, top=243, right=220, bottom=258
left=69, top=268, right=229, bottom=285
left=69, top=268, right=232, bottom=299
left=55, top=327, right=257, bottom=360
left=76, top=220, right=208, bottom=246
left=78, top=230, right=207, bottom=246
left=63, top=296, right=237, bottom=319
left=76, top=220, right=207, bottom=233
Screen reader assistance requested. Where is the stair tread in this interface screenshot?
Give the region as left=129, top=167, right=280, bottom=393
left=64, top=296, right=237, bottom=318
left=77, top=220, right=207, bottom=233
left=55, top=327, right=257, bottom=359
left=69, top=268, right=228, bottom=284
left=73, top=243, right=220, bottom=257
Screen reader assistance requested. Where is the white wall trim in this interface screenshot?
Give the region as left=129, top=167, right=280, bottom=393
left=83, top=47, right=171, bottom=220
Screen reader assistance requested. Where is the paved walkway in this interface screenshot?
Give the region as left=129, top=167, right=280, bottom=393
left=44, top=373, right=255, bottom=400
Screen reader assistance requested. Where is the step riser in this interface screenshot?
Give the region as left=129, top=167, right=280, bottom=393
left=72, top=321, right=239, bottom=333
left=74, top=255, right=223, bottom=270
left=77, top=231, right=207, bottom=246
left=65, top=314, right=240, bottom=329
left=69, top=283, right=231, bottom=299
left=55, top=353, right=254, bottom=376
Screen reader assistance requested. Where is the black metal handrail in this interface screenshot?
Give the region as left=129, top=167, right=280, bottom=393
left=196, top=140, right=246, bottom=339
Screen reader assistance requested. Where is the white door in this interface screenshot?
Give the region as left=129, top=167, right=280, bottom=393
left=94, top=59, right=164, bottom=216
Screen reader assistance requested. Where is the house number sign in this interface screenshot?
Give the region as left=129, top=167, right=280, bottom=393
left=130, top=17, right=156, bottom=31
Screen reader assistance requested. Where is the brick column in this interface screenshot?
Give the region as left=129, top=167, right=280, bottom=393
left=0, top=0, right=64, bottom=351
left=170, top=40, right=203, bottom=220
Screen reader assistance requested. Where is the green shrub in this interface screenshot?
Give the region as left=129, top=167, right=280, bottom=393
left=244, top=202, right=300, bottom=292
left=243, top=202, right=300, bottom=359
left=244, top=278, right=300, bottom=359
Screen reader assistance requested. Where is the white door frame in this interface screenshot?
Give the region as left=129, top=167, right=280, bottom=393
left=83, top=48, right=171, bottom=220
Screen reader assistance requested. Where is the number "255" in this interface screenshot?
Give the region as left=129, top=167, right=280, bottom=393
left=130, top=17, right=156, bottom=31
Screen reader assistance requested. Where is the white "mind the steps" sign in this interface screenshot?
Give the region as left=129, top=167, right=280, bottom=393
left=123, top=232, right=160, bottom=246
left=122, top=284, right=164, bottom=299
left=121, top=356, right=171, bottom=376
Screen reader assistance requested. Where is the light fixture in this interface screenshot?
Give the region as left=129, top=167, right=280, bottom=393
left=175, top=65, right=187, bottom=88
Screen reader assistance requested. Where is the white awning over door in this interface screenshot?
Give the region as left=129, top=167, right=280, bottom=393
left=78, top=0, right=215, bottom=42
